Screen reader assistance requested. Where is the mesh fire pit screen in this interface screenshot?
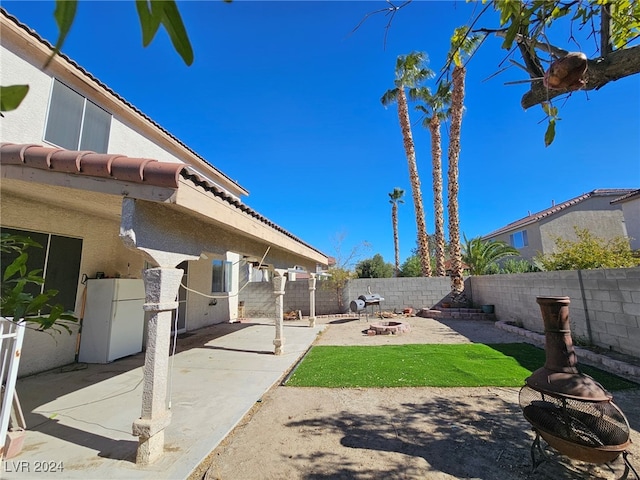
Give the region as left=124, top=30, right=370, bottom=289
left=520, top=385, right=630, bottom=462
left=519, top=297, right=638, bottom=478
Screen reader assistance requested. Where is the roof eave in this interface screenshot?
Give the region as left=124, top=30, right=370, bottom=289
left=0, top=9, right=249, bottom=198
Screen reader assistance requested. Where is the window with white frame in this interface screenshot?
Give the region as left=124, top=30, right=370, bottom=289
left=509, top=230, right=529, bottom=248
left=1, top=227, right=83, bottom=312
left=211, top=260, right=233, bottom=293
left=44, top=79, right=111, bottom=153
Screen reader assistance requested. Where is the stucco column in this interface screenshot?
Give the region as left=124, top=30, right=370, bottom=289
left=308, top=273, right=317, bottom=327
left=132, top=267, right=182, bottom=465
left=273, top=272, right=287, bottom=355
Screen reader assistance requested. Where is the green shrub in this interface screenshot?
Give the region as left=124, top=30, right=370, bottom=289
left=536, top=227, right=638, bottom=271
left=1, top=233, right=77, bottom=333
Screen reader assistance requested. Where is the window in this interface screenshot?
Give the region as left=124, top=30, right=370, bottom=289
left=211, top=260, right=233, bottom=293
left=509, top=230, right=529, bottom=248
left=44, top=79, right=111, bottom=153
left=1, top=227, right=83, bottom=312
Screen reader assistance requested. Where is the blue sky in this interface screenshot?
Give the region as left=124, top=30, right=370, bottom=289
left=3, top=1, right=639, bottom=267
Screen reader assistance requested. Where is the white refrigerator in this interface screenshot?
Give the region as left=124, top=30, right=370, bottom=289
left=78, top=278, right=146, bottom=363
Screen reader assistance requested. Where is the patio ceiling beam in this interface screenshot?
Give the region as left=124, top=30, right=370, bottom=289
left=175, top=179, right=326, bottom=269
left=124, top=196, right=321, bottom=271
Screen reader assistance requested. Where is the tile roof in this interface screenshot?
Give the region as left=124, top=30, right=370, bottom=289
left=0, top=8, right=246, bottom=195
left=610, top=189, right=640, bottom=204
left=483, top=188, right=637, bottom=239
left=0, top=143, right=326, bottom=257
left=1, top=143, right=185, bottom=188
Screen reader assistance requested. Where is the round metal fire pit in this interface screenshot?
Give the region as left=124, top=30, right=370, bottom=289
left=519, top=385, right=631, bottom=463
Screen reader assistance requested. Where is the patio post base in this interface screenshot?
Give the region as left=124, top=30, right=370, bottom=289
left=135, top=430, right=165, bottom=465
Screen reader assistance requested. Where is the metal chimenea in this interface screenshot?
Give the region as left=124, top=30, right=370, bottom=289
left=519, top=296, right=637, bottom=478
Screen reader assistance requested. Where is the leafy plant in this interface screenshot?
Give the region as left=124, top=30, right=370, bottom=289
left=321, top=267, right=355, bottom=312
left=461, top=235, right=520, bottom=275
left=500, top=258, right=539, bottom=274
left=1, top=233, right=77, bottom=333
left=0, top=85, right=29, bottom=114
left=355, top=254, right=394, bottom=279
left=399, top=254, right=421, bottom=277
left=535, top=227, right=639, bottom=271
left=320, top=232, right=369, bottom=310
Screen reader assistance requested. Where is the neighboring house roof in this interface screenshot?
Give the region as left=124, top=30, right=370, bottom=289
left=0, top=143, right=326, bottom=258
left=483, top=189, right=637, bottom=239
left=0, top=8, right=248, bottom=197
left=611, top=189, right=640, bottom=205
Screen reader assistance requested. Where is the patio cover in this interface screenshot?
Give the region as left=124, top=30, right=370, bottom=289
left=0, top=142, right=328, bottom=464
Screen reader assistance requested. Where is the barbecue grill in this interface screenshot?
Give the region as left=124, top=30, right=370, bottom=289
left=350, top=293, right=384, bottom=320
left=519, top=296, right=637, bottom=478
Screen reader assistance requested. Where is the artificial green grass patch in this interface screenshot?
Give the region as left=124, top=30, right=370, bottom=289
left=284, top=343, right=638, bottom=391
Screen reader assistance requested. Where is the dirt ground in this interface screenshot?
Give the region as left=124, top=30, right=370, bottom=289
left=196, top=316, right=640, bottom=480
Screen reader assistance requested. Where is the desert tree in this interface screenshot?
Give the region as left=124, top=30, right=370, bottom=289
left=415, top=80, right=452, bottom=277
left=388, top=188, right=405, bottom=277
left=446, top=27, right=481, bottom=295
left=381, top=51, right=434, bottom=277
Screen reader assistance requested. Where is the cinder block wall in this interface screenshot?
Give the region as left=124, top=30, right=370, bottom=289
left=239, top=268, right=640, bottom=360
left=470, top=267, right=640, bottom=358
left=346, top=277, right=453, bottom=312
left=239, top=282, right=274, bottom=318
left=239, top=280, right=343, bottom=317
left=468, top=270, right=586, bottom=334
left=240, top=276, right=453, bottom=317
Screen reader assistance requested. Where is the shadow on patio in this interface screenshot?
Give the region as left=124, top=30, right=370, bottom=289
left=8, top=319, right=324, bottom=479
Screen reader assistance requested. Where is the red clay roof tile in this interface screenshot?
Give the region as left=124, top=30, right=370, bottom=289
left=0, top=143, right=184, bottom=188
left=1, top=143, right=327, bottom=258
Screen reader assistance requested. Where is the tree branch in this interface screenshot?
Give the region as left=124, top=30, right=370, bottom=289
left=494, top=31, right=570, bottom=62
left=601, top=2, right=612, bottom=56
left=521, top=44, right=640, bottom=109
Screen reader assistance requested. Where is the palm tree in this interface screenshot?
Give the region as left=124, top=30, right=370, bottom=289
left=415, top=81, right=452, bottom=277
left=381, top=52, right=434, bottom=277
left=447, top=28, right=481, bottom=294
left=461, top=236, right=520, bottom=275
left=388, top=188, right=405, bottom=276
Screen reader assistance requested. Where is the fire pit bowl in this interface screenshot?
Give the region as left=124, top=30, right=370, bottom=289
left=520, top=385, right=631, bottom=463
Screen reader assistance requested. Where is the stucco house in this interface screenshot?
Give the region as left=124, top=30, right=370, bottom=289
left=482, top=189, right=637, bottom=261
left=611, top=189, right=640, bottom=251
left=0, top=9, right=328, bottom=463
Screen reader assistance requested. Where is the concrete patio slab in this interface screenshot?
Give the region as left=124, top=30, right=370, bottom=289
left=3, top=319, right=323, bottom=479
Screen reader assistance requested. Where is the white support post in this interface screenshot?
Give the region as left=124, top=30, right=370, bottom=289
left=131, top=267, right=182, bottom=465
left=308, top=273, right=317, bottom=327
left=273, top=272, right=286, bottom=355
